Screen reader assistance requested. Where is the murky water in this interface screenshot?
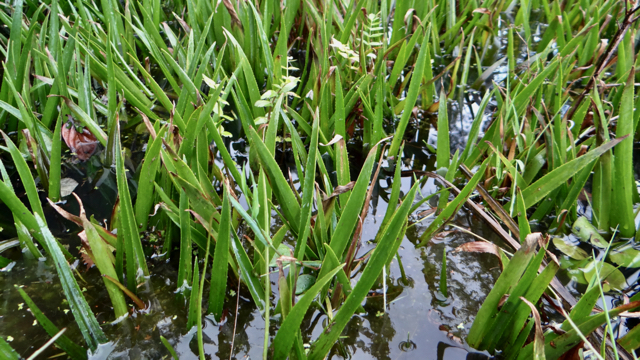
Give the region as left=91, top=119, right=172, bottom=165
left=0, top=19, right=530, bottom=360
left=0, top=104, right=504, bottom=359
left=2, top=8, right=639, bottom=360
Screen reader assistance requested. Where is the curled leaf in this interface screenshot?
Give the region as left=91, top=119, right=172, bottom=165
left=519, top=297, right=545, bottom=360
left=454, top=241, right=507, bottom=270
left=62, top=120, right=99, bottom=161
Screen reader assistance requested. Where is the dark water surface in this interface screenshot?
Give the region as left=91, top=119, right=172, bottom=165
left=0, top=14, right=520, bottom=359
left=3, top=9, right=639, bottom=360
left=0, top=98, right=502, bottom=359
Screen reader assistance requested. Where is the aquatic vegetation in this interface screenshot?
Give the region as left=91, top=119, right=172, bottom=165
left=0, top=0, right=639, bottom=358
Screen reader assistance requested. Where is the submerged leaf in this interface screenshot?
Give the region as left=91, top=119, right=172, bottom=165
left=581, top=261, right=626, bottom=291
left=571, top=217, right=608, bottom=248
left=609, top=243, right=640, bottom=268
left=454, top=241, right=507, bottom=269
left=59, top=178, right=79, bottom=198
left=552, top=238, right=589, bottom=260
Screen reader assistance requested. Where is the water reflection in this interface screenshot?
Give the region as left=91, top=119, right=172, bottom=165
left=0, top=16, right=513, bottom=360
left=0, top=98, right=502, bottom=360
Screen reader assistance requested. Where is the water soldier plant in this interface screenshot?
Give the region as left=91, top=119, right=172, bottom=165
left=0, top=0, right=640, bottom=358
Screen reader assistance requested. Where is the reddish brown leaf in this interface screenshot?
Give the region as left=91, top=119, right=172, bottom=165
left=80, top=251, right=95, bottom=271
left=520, top=297, right=545, bottom=359
left=454, top=241, right=505, bottom=268
left=78, top=231, right=95, bottom=271
left=454, top=241, right=501, bottom=256
left=62, top=119, right=98, bottom=161
left=322, top=181, right=356, bottom=209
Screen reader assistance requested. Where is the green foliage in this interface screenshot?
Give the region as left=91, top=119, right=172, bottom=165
left=1, top=0, right=639, bottom=358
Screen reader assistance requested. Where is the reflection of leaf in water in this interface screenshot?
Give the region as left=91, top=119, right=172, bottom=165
left=62, top=121, right=98, bottom=161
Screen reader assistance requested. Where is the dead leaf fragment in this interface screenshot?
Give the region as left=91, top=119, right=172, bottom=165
left=59, top=178, right=79, bottom=198
left=62, top=120, right=99, bottom=161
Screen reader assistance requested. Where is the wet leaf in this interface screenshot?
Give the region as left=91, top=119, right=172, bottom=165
left=15, top=286, right=87, bottom=360
left=34, top=213, right=107, bottom=350
left=454, top=241, right=506, bottom=269
left=552, top=238, right=589, bottom=260
left=295, top=274, right=316, bottom=295
left=571, top=216, right=608, bottom=248
left=609, top=243, right=640, bottom=268
left=581, top=260, right=626, bottom=291
left=0, top=337, right=19, bottom=360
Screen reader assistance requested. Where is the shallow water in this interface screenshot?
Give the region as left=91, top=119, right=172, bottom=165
left=0, top=35, right=544, bottom=360
left=2, top=9, right=639, bottom=360
left=0, top=91, right=508, bottom=359
left=0, top=145, right=499, bottom=360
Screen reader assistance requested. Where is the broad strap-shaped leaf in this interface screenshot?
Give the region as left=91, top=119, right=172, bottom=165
left=134, top=126, right=168, bottom=230
left=35, top=213, right=107, bottom=350
left=114, top=120, right=149, bottom=290
left=611, top=68, right=636, bottom=237
left=187, top=256, right=200, bottom=330
left=177, top=189, right=193, bottom=289
left=15, top=286, right=88, bottom=360
left=293, top=112, right=319, bottom=260
left=329, top=144, right=378, bottom=260
left=309, top=182, right=419, bottom=360
left=230, top=230, right=266, bottom=312
left=519, top=136, right=626, bottom=210
left=388, top=27, right=431, bottom=158
left=272, top=265, right=344, bottom=359
left=79, top=197, right=128, bottom=318
left=248, top=127, right=301, bottom=234
left=208, top=189, right=231, bottom=320
left=467, top=234, right=539, bottom=349
left=1, top=131, right=46, bottom=221
left=0, top=337, right=19, bottom=360
left=0, top=178, right=49, bottom=253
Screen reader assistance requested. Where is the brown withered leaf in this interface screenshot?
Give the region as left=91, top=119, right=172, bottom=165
left=473, top=8, right=491, bottom=14
left=221, top=0, right=242, bottom=28
left=62, top=119, right=99, bottom=161
left=78, top=231, right=95, bottom=271
left=520, top=297, right=545, bottom=359
left=322, top=181, right=355, bottom=209
left=454, top=241, right=505, bottom=268
left=431, top=230, right=456, bottom=243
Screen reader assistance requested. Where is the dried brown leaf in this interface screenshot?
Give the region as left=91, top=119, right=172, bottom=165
left=62, top=120, right=99, bottom=161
